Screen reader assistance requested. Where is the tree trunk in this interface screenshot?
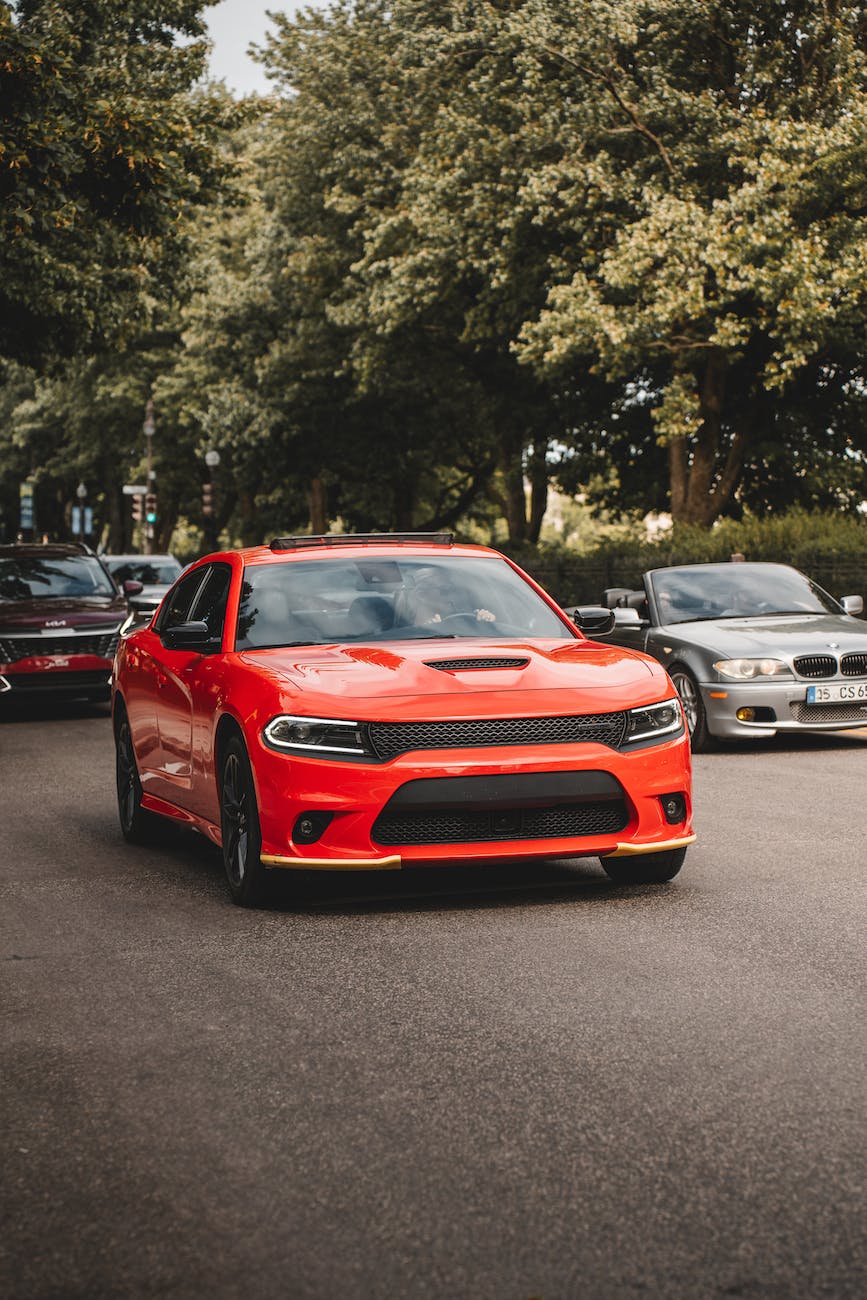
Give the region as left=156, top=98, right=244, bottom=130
left=308, top=476, right=328, bottom=534
left=669, top=351, right=747, bottom=527
left=527, top=441, right=549, bottom=544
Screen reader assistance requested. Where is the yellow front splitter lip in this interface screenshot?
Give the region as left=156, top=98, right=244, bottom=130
left=606, top=834, right=696, bottom=858
left=261, top=853, right=402, bottom=871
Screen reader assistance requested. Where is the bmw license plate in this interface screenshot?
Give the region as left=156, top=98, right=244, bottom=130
left=806, top=681, right=867, bottom=704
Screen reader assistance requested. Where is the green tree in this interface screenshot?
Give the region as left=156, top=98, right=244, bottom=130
left=0, top=0, right=234, bottom=367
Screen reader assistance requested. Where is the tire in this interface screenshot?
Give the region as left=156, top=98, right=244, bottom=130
left=601, top=846, right=687, bottom=885
left=220, top=735, right=270, bottom=907
left=115, top=706, right=155, bottom=843
left=669, top=665, right=713, bottom=753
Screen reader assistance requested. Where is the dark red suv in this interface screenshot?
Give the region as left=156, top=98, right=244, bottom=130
left=0, top=543, right=129, bottom=702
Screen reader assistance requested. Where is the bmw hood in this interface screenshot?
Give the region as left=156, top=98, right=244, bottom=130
left=662, top=613, right=867, bottom=659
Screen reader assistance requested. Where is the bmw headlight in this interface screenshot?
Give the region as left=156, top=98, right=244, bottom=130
left=625, top=698, right=684, bottom=745
left=713, top=658, right=791, bottom=681
left=264, top=714, right=370, bottom=756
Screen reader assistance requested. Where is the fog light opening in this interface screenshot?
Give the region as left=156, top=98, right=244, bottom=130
left=737, top=707, right=756, bottom=722
left=660, top=792, right=687, bottom=825
left=293, top=811, right=334, bottom=845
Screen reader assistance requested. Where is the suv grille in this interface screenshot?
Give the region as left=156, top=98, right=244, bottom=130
left=372, top=799, right=629, bottom=845
left=793, top=654, right=836, bottom=679
left=841, top=653, right=867, bottom=677
left=367, top=711, right=628, bottom=761
left=0, top=631, right=119, bottom=664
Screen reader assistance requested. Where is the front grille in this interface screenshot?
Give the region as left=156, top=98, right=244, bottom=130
left=367, top=711, right=628, bottom=760
left=425, top=657, right=530, bottom=671
left=789, top=701, right=867, bottom=724
left=0, top=632, right=119, bottom=664
left=841, top=653, right=867, bottom=677
left=793, top=654, right=836, bottom=679
left=372, top=799, right=629, bottom=845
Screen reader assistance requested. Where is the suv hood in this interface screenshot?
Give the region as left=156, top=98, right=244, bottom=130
left=0, top=594, right=127, bottom=632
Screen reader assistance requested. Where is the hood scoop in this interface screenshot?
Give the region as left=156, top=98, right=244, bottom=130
left=425, top=656, right=530, bottom=672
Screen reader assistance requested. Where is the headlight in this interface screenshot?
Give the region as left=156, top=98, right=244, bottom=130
left=624, top=698, right=684, bottom=744
left=263, top=714, right=370, bottom=756
left=713, top=658, right=791, bottom=680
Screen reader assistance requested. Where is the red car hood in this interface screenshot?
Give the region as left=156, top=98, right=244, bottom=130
left=239, top=638, right=661, bottom=719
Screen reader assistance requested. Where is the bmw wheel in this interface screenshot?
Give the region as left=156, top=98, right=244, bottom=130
left=601, top=846, right=687, bottom=885
left=220, top=736, right=269, bottom=907
left=669, top=666, right=713, bottom=752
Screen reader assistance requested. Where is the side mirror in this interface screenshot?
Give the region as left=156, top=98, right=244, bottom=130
left=841, top=595, right=864, bottom=616
left=161, top=620, right=217, bottom=651
left=612, top=607, right=645, bottom=627
left=123, top=579, right=144, bottom=596
left=564, top=605, right=616, bottom=636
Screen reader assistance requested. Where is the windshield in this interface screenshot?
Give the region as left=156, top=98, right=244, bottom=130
left=0, top=555, right=117, bottom=601
left=650, top=564, right=842, bottom=625
left=105, top=558, right=182, bottom=586
left=235, top=554, right=572, bottom=649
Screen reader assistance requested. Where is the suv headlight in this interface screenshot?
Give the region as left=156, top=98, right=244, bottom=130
left=624, top=698, right=683, bottom=745
left=263, top=714, right=370, bottom=756
left=714, top=658, right=791, bottom=680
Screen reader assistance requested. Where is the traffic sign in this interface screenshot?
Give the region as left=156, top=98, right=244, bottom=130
left=123, top=484, right=147, bottom=495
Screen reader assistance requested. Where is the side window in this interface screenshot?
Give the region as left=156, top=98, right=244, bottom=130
left=189, top=563, right=232, bottom=641
left=157, top=569, right=207, bottom=632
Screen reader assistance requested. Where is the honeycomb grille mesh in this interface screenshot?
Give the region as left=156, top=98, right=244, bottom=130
left=789, top=701, right=867, bottom=724
left=372, top=799, right=629, bottom=845
left=367, top=711, right=628, bottom=760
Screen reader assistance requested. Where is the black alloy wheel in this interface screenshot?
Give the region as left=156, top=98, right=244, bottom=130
left=115, top=708, right=153, bottom=842
left=220, top=736, right=269, bottom=907
left=601, top=845, right=687, bottom=885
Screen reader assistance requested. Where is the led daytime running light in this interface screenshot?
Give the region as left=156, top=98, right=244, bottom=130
left=625, top=698, right=683, bottom=744
left=264, top=714, right=368, bottom=755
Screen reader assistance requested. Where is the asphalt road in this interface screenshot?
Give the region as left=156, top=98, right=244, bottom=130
left=1, top=700, right=865, bottom=1300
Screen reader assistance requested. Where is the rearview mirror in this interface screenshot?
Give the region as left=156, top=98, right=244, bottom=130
left=841, top=595, right=864, bottom=616
left=123, top=579, right=144, bottom=596
left=161, top=620, right=217, bottom=651
left=612, top=607, right=645, bottom=627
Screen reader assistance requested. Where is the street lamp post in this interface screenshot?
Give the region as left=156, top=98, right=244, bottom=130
left=203, top=449, right=220, bottom=555
left=142, top=398, right=155, bottom=555
left=76, top=482, right=87, bottom=544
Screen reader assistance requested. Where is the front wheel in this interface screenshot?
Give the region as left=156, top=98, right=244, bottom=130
left=601, top=846, right=687, bottom=885
left=669, top=666, right=713, bottom=753
left=115, top=708, right=155, bottom=843
left=220, top=736, right=269, bottom=907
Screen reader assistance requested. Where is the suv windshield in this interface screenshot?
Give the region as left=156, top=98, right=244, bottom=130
left=0, top=555, right=116, bottom=601
left=236, top=554, right=572, bottom=649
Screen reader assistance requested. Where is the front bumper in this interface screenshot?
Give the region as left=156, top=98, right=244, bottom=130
left=699, top=678, right=867, bottom=740
left=0, top=656, right=113, bottom=696
left=251, top=731, right=693, bottom=871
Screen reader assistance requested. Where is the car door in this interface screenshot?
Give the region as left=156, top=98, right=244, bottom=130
left=182, top=563, right=233, bottom=820
left=148, top=566, right=212, bottom=800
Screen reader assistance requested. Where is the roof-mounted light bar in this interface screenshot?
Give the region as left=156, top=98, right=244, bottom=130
left=269, top=533, right=455, bottom=552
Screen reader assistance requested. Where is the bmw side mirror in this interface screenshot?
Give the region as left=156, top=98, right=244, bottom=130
left=841, top=595, right=864, bottom=616
left=161, top=620, right=216, bottom=651
left=563, top=606, right=616, bottom=636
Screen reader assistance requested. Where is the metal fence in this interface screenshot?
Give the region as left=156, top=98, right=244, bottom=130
left=519, top=555, right=867, bottom=607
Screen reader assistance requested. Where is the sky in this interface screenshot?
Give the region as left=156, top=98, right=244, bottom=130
left=206, top=0, right=311, bottom=96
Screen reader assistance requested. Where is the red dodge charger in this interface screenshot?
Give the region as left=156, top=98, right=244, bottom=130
left=112, top=534, right=694, bottom=906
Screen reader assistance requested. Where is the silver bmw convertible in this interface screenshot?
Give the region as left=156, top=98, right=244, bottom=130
left=600, top=562, right=867, bottom=751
